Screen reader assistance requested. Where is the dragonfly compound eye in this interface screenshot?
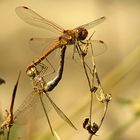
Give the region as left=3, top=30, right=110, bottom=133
left=26, top=66, right=37, bottom=78
left=77, top=28, right=88, bottom=40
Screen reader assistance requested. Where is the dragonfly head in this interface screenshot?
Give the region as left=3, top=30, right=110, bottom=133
left=76, top=27, right=88, bottom=41
left=26, top=66, right=37, bottom=78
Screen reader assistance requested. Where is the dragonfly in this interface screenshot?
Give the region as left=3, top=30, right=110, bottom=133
left=15, top=6, right=106, bottom=75
left=13, top=46, right=77, bottom=138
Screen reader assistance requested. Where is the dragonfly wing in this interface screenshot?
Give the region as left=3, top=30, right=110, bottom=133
left=45, top=93, right=77, bottom=130
left=74, top=39, right=107, bottom=57
left=78, top=16, right=106, bottom=30
left=29, top=37, right=57, bottom=55
left=14, top=91, right=44, bottom=124
left=53, top=130, right=61, bottom=140
left=71, top=40, right=107, bottom=70
left=88, top=40, right=107, bottom=56
left=15, top=6, right=64, bottom=34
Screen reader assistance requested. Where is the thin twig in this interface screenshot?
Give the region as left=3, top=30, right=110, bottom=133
left=79, top=34, right=111, bottom=139
left=98, top=102, right=109, bottom=129
left=88, top=134, right=93, bottom=140
left=6, top=127, right=10, bottom=140
left=0, top=72, right=21, bottom=140
left=7, top=71, right=21, bottom=140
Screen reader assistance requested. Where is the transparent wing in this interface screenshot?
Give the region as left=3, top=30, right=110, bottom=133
left=45, top=93, right=77, bottom=130
left=15, top=6, right=64, bottom=34
left=71, top=39, right=107, bottom=70
left=78, top=16, right=106, bottom=30
left=14, top=91, right=38, bottom=124
left=73, top=39, right=107, bottom=59
left=87, top=40, right=107, bottom=56
left=29, top=37, right=57, bottom=55
left=14, top=91, right=50, bottom=124
left=83, top=40, right=107, bottom=72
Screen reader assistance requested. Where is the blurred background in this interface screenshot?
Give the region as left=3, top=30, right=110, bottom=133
left=0, top=0, right=140, bottom=140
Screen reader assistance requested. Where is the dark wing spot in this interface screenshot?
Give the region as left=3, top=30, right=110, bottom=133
left=23, top=6, right=29, bottom=9
left=30, top=38, right=34, bottom=41
left=99, top=40, right=104, bottom=44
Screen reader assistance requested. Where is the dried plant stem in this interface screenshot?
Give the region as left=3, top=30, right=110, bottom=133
left=79, top=34, right=111, bottom=139
left=7, top=71, right=21, bottom=140
left=6, top=128, right=10, bottom=140
left=99, top=102, right=109, bottom=129
left=88, top=134, right=93, bottom=140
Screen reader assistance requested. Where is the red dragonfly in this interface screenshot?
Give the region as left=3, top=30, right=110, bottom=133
left=15, top=6, right=106, bottom=72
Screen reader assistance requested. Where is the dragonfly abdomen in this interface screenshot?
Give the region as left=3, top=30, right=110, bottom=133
left=27, top=39, right=61, bottom=70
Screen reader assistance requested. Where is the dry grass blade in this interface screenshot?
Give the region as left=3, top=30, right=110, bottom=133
left=0, top=71, right=21, bottom=140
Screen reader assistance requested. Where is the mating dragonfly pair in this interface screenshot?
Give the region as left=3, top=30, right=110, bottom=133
left=1, top=6, right=107, bottom=140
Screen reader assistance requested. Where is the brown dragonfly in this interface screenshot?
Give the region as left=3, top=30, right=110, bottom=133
left=15, top=6, right=106, bottom=74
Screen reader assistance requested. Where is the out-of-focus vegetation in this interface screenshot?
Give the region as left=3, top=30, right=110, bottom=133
left=0, top=78, right=5, bottom=85
left=0, top=0, right=140, bottom=140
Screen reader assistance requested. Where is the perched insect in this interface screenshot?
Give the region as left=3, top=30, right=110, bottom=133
left=15, top=6, right=106, bottom=74
left=14, top=47, right=77, bottom=137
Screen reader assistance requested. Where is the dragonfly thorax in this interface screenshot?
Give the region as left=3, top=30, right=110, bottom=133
left=61, top=28, right=88, bottom=45
left=61, top=30, right=76, bottom=45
